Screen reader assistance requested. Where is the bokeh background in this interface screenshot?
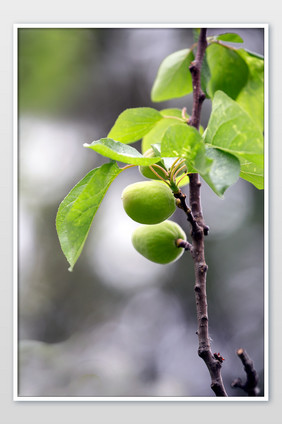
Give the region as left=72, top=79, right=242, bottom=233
left=17, top=27, right=265, bottom=397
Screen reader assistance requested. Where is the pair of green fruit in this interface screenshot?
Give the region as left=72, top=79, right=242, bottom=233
left=122, top=180, right=187, bottom=264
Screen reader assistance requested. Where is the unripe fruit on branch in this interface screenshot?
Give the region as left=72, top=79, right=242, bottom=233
left=132, top=220, right=187, bottom=264
left=139, top=148, right=166, bottom=180
left=122, top=181, right=176, bottom=224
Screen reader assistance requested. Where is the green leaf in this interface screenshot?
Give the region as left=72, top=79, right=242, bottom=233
left=236, top=49, right=264, bottom=132
left=107, top=107, right=163, bottom=144
left=202, top=148, right=240, bottom=197
left=56, top=162, right=122, bottom=270
left=203, top=91, right=264, bottom=188
left=160, top=124, right=239, bottom=196
left=216, top=33, right=244, bottom=43
left=151, top=49, right=194, bottom=102
left=142, top=116, right=187, bottom=153
left=84, top=138, right=162, bottom=165
left=206, top=43, right=249, bottom=99
left=239, top=158, right=264, bottom=189
left=161, top=124, right=212, bottom=175
left=204, top=91, right=263, bottom=160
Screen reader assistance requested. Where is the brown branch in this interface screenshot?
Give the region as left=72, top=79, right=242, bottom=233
left=231, top=348, right=260, bottom=396
left=187, top=28, right=228, bottom=397
left=174, top=189, right=202, bottom=237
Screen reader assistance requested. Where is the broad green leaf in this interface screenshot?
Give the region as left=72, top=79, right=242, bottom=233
left=204, top=91, right=264, bottom=188
left=204, top=91, right=263, bottom=161
left=239, top=158, right=264, bottom=189
left=142, top=117, right=187, bottom=153
left=107, top=107, right=163, bottom=143
left=206, top=43, right=249, bottom=99
left=84, top=138, right=161, bottom=165
left=216, top=33, right=243, bottom=43
left=202, top=148, right=240, bottom=197
left=151, top=49, right=194, bottom=102
left=236, top=49, right=264, bottom=132
left=161, top=124, right=212, bottom=175
left=56, top=162, right=122, bottom=270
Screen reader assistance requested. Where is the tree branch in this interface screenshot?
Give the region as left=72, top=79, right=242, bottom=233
left=231, top=348, right=260, bottom=396
left=187, top=28, right=228, bottom=397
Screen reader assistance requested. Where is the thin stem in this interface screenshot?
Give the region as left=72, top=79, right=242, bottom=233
left=169, top=157, right=182, bottom=172
left=148, top=165, right=170, bottom=184
left=121, top=164, right=136, bottom=170
left=187, top=28, right=228, bottom=397
left=173, top=164, right=187, bottom=180
left=151, top=163, right=169, bottom=178
left=175, top=172, right=188, bottom=186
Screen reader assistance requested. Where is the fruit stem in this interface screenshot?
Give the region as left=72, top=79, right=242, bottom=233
left=176, top=238, right=192, bottom=251
left=148, top=165, right=170, bottom=185
left=151, top=163, right=169, bottom=178
left=173, top=164, right=187, bottom=180
left=170, top=158, right=185, bottom=185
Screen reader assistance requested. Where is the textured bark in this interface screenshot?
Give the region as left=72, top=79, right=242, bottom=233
left=187, top=28, right=228, bottom=397
left=231, top=348, right=260, bottom=396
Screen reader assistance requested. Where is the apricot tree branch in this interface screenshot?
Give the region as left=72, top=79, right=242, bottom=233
left=174, top=189, right=202, bottom=237
left=231, top=348, right=260, bottom=396
left=187, top=28, right=228, bottom=397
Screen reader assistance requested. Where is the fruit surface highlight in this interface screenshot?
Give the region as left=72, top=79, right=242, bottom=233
left=122, top=181, right=176, bottom=224
left=132, top=220, right=186, bottom=264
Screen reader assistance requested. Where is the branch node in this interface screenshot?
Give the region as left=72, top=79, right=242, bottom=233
left=194, top=284, right=201, bottom=293
left=199, top=91, right=206, bottom=104
left=213, top=352, right=225, bottom=363
left=203, top=225, right=210, bottom=236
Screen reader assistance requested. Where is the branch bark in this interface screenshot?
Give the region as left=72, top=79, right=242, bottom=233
left=231, top=348, right=260, bottom=396
left=187, top=28, right=228, bottom=397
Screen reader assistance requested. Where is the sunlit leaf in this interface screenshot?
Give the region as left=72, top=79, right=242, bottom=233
left=203, top=91, right=264, bottom=188
left=236, top=49, right=264, bottom=132
left=161, top=124, right=212, bottom=175
left=202, top=148, right=240, bottom=197
left=56, top=162, right=122, bottom=270
left=151, top=49, right=194, bottom=102
left=142, top=116, right=187, bottom=153
left=107, top=107, right=163, bottom=143
left=84, top=138, right=162, bottom=165
left=161, top=124, right=240, bottom=196
left=206, top=43, right=249, bottom=99
left=216, top=33, right=244, bottom=43
left=239, top=159, right=264, bottom=189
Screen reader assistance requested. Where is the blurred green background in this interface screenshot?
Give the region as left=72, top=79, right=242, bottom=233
left=18, top=27, right=265, bottom=397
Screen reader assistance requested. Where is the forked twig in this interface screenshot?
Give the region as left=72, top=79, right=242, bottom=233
left=231, top=348, right=260, bottom=396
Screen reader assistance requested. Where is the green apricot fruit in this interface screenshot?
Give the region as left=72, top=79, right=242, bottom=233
left=139, top=148, right=167, bottom=180
left=132, top=220, right=186, bottom=264
left=122, top=181, right=176, bottom=224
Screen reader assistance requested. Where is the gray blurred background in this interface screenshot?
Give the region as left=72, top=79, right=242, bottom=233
left=18, top=27, right=264, bottom=397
